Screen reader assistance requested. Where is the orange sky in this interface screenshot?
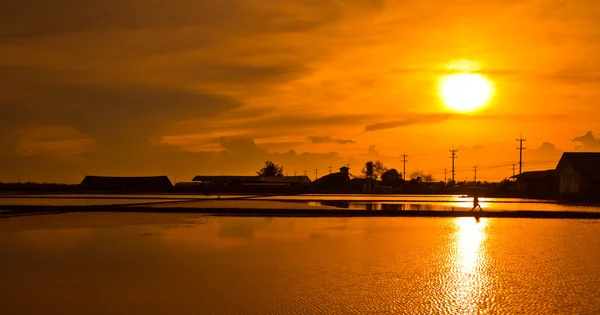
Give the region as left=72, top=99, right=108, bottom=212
left=1, top=0, right=600, bottom=183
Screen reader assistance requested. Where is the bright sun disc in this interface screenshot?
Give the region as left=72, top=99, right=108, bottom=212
left=440, top=73, right=493, bottom=112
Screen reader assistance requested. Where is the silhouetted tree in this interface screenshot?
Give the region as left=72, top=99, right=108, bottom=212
left=409, top=170, right=422, bottom=181
left=257, top=161, right=284, bottom=177
left=361, top=160, right=388, bottom=179
left=422, top=174, right=435, bottom=183
left=381, top=168, right=403, bottom=187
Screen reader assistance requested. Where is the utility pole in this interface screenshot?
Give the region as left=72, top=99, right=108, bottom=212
left=401, top=153, right=408, bottom=180
left=328, top=166, right=332, bottom=174
left=294, top=170, right=297, bottom=176
left=473, top=166, right=477, bottom=183
left=444, top=169, right=447, bottom=183
left=449, top=147, right=458, bottom=182
left=315, top=169, right=319, bottom=180
left=304, top=170, right=307, bottom=176
left=516, top=134, right=526, bottom=175
left=512, top=164, right=516, bottom=177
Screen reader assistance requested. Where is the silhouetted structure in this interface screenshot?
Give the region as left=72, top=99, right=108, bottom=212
left=260, top=176, right=311, bottom=185
left=191, top=175, right=311, bottom=193
left=556, top=152, right=600, bottom=196
left=313, top=167, right=352, bottom=192
left=192, top=176, right=261, bottom=185
left=510, top=170, right=558, bottom=198
left=80, top=176, right=173, bottom=192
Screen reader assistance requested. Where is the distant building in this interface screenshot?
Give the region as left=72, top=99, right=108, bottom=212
left=312, top=167, right=352, bottom=192
left=339, top=166, right=350, bottom=175
left=80, top=176, right=173, bottom=192
left=191, top=176, right=261, bottom=185
left=510, top=170, right=558, bottom=198
left=190, top=175, right=311, bottom=193
left=556, top=152, right=600, bottom=196
left=259, top=176, right=311, bottom=185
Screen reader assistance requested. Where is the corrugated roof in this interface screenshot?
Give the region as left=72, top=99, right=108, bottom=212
left=557, top=152, right=600, bottom=177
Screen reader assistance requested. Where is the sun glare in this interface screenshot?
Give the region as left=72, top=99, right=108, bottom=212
left=440, top=73, right=493, bottom=112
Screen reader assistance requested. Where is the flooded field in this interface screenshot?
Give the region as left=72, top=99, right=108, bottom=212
left=0, top=213, right=599, bottom=314
left=1, top=194, right=599, bottom=212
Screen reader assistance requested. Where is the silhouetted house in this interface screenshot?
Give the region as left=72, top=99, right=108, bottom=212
left=259, top=176, right=311, bottom=185
left=190, top=176, right=261, bottom=193
left=556, top=152, right=600, bottom=196
left=339, top=166, right=350, bottom=175
left=312, top=167, right=352, bottom=192
left=510, top=170, right=558, bottom=198
left=191, top=176, right=261, bottom=185
left=80, top=176, right=173, bottom=192
left=240, top=176, right=312, bottom=193
left=190, top=175, right=311, bottom=193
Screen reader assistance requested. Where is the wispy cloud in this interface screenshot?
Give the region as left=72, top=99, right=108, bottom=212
left=308, top=136, right=355, bottom=144
left=364, top=113, right=454, bottom=132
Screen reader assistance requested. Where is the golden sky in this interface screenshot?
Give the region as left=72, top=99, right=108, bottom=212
left=2, top=0, right=600, bottom=183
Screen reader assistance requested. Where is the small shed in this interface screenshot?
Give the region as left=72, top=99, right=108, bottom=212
left=510, top=170, right=558, bottom=198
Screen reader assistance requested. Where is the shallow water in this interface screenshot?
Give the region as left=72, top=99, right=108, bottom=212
left=306, top=201, right=600, bottom=212
left=3, top=194, right=599, bottom=213
left=0, top=213, right=599, bottom=314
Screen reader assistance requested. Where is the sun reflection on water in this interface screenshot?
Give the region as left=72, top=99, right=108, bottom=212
left=456, top=217, right=487, bottom=271
left=446, top=217, right=490, bottom=313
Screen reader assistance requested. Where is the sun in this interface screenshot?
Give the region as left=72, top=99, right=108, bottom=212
left=439, top=73, right=493, bottom=112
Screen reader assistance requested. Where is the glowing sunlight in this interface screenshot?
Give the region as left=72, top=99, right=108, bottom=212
left=455, top=217, right=487, bottom=272
left=445, top=217, right=490, bottom=314
left=440, top=73, right=494, bottom=112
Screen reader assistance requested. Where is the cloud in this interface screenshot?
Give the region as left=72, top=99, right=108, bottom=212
left=16, top=125, right=95, bottom=157
left=308, top=136, right=355, bottom=144
left=523, top=142, right=563, bottom=169
left=573, top=131, right=600, bottom=151
left=364, top=113, right=454, bottom=132
left=0, top=0, right=351, bottom=40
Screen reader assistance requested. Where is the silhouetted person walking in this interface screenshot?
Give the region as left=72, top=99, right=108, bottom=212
left=471, top=189, right=482, bottom=211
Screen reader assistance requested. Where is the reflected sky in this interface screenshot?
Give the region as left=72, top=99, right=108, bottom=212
left=1, top=213, right=600, bottom=314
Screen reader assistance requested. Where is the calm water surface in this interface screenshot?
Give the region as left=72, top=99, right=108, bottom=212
left=3, top=194, right=599, bottom=212
left=0, top=213, right=599, bottom=314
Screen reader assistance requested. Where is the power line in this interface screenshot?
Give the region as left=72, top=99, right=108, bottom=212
left=517, top=134, right=527, bottom=175
left=449, top=147, right=458, bottom=182
left=401, top=154, right=408, bottom=180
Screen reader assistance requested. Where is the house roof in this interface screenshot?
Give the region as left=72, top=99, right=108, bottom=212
left=510, top=170, right=557, bottom=180
left=260, top=176, right=311, bottom=184
left=557, top=152, right=600, bottom=177
left=80, top=176, right=173, bottom=189
left=191, top=176, right=260, bottom=182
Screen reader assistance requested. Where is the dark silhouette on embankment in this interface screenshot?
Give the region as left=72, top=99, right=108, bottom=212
left=1, top=204, right=600, bottom=220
